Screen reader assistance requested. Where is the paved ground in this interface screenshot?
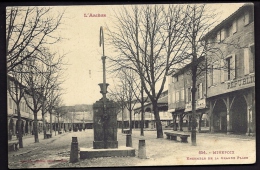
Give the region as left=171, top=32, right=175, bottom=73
left=8, top=129, right=256, bottom=168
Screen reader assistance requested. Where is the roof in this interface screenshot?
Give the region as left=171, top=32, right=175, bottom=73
left=202, top=3, right=253, bottom=40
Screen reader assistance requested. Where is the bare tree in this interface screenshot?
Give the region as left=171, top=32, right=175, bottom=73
left=109, top=68, right=139, bottom=133
left=108, top=5, right=189, bottom=138
left=182, top=4, right=246, bottom=145
left=108, top=80, right=127, bottom=133
left=6, top=6, right=65, bottom=72
left=7, top=64, right=26, bottom=148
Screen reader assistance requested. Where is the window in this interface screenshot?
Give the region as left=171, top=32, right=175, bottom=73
left=9, top=98, right=12, bottom=109
left=226, top=24, right=232, bottom=38
left=176, top=91, right=179, bottom=102
left=225, top=54, right=236, bottom=80
left=232, top=19, right=237, bottom=34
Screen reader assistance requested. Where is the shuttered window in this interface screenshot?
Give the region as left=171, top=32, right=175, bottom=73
left=244, top=48, right=250, bottom=75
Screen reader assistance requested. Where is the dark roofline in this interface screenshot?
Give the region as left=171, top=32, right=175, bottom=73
left=202, top=3, right=253, bottom=40
left=171, top=56, right=205, bottom=77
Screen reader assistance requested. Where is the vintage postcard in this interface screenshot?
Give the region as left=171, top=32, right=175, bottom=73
left=7, top=3, right=255, bottom=168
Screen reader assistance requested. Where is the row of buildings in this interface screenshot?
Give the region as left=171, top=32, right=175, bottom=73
left=117, top=4, right=255, bottom=136
left=167, top=4, right=255, bottom=135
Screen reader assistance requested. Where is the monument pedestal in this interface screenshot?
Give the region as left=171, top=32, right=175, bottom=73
left=93, top=140, right=118, bottom=149
left=79, top=97, right=135, bottom=159
left=80, top=146, right=135, bottom=159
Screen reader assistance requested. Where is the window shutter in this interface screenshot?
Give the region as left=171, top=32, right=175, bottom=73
left=9, top=98, right=12, bottom=109
left=207, top=67, right=212, bottom=86
left=186, top=88, right=189, bottom=103
left=244, top=12, right=249, bottom=25
left=231, top=54, right=236, bottom=79
left=181, top=89, right=184, bottom=101
left=200, top=83, right=203, bottom=99
left=172, top=91, right=175, bottom=103
left=232, top=20, right=237, bottom=34
left=190, top=86, right=192, bottom=102
left=220, top=59, right=225, bottom=82
left=221, top=29, right=226, bottom=41
left=249, top=45, right=255, bottom=73
left=244, top=48, right=250, bottom=75
left=217, top=31, right=221, bottom=42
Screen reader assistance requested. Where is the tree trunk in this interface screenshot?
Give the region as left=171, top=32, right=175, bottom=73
left=33, top=112, right=39, bottom=143
left=50, top=111, right=52, bottom=136
left=173, top=114, right=177, bottom=131
left=140, top=81, right=144, bottom=136
left=42, top=113, right=47, bottom=139
left=17, top=107, right=23, bottom=148
left=152, top=102, right=163, bottom=138
left=129, top=109, right=132, bottom=133
left=191, top=74, right=197, bottom=146
left=121, top=108, right=124, bottom=133
left=58, top=116, right=60, bottom=132
left=188, top=115, right=191, bottom=131
left=198, top=113, right=203, bottom=132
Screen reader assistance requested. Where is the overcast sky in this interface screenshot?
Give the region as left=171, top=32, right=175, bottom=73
left=51, top=3, right=245, bottom=106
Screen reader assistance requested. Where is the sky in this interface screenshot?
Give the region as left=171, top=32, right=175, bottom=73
left=47, top=3, right=245, bottom=106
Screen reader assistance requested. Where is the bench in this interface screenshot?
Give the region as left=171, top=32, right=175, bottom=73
left=164, top=132, right=190, bottom=143
left=123, top=129, right=130, bottom=134
left=8, top=141, right=19, bottom=151
left=46, top=133, right=52, bottom=138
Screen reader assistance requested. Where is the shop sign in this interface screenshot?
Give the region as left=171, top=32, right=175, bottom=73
left=184, top=99, right=206, bottom=112
left=227, top=74, right=255, bottom=89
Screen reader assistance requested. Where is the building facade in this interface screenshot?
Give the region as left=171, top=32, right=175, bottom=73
left=168, top=4, right=255, bottom=136
left=168, top=57, right=208, bottom=132
left=204, top=4, right=255, bottom=135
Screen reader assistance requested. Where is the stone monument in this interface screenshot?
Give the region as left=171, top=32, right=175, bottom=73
left=80, top=26, right=135, bottom=159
